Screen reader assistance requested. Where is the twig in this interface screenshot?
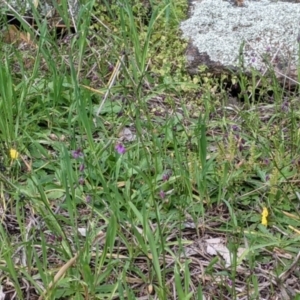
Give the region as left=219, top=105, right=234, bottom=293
left=96, top=53, right=125, bottom=116
left=279, top=251, right=300, bottom=282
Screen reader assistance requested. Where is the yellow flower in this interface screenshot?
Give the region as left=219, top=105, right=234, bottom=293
left=10, top=148, right=19, bottom=160
left=261, top=207, right=269, bottom=226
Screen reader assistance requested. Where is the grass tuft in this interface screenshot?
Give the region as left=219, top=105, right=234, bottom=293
left=0, top=0, right=300, bottom=299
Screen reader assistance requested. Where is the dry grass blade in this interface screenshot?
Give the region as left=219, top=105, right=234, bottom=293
left=96, top=53, right=124, bottom=116
left=38, top=231, right=105, bottom=300
left=37, top=252, right=79, bottom=300
left=80, top=84, right=105, bottom=95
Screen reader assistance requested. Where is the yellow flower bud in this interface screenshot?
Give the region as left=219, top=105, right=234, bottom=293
left=10, top=149, right=19, bottom=160
left=261, top=207, right=269, bottom=226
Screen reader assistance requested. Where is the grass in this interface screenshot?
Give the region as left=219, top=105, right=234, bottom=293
left=0, top=0, right=300, bottom=299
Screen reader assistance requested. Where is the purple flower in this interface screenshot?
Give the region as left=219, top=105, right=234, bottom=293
left=86, top=195, right=91, bottom=203
left=281, top=100, right=289, bottom=112
left=47, top=234, right=56, bottom=243
left=162, top=171, right=171, bottom=182
left=47, top=234, right=62, bottom=243
left=71, top=148, right=83, bottom=159
left=238, top=138, right=245, bottom=152
left=108, top=63, right=114, bottom=72
left=79, top=163, right=85, bottom=172
left=78, top=176, right=85, bottom=185
left=115, top=143, right=126, bottom=154
left=159, top=190, right=165, bottom=199
left=232, top=125, right=239, bottom=132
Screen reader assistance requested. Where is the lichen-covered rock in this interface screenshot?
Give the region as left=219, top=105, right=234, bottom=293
left=181, top=0, right=300, bottom=87
left=2, top=0, right=50, bottom=15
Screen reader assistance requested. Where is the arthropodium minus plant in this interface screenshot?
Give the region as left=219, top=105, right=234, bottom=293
left=231, top=125, right=240, bottom=132
left=162, top=171, right=171, bottom=182
left=71, top=148, right=83, bottom=159
left=79, top=163, right=85, bottom=172
left=86, top=195, right=91, bottom=203
left=78, top=176, right=85, bottom=185
left=115, top=143, right=126, bottom=154
left=70, top=148, right=86, bottom=190
left=159, top=190, right=165, bottom=199
left=281, top=100, right=289, bottom=112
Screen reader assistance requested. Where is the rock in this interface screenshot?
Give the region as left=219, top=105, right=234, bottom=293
left=181, top=0, right=300, bottom=88
left=2, top=0, right=54, bottom=16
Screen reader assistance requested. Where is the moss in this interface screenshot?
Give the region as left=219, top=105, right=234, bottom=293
left=91, top=0, right=198, bottom=92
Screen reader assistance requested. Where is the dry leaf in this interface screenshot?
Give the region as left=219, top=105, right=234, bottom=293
left=78, top=228, right=87, bottom=237
left=206, top=238, right=246, bottom=267
left=0, top=285, right=5, bottom=300
left=2, top=25, right=36, bottom=48
left=118, top=127, right=136, bottom=142
left=49, top=133, right=59, bottom=141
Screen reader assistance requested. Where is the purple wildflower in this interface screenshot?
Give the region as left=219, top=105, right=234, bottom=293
left=92, top=74, right=99, bottom=82
left=159, top=190, right=165, bottom=199
left=78, top=176, right=85, bottom=185
left=47, top=234, right=62, bottom=243
left=115, top=143, right=126, bottom=154
left=47, top=234, right=56, bottom=243
left=281, top=100, right=289, bottom=112
left=71, top=148, right=83, bottom=159
left=238, top=138, right=245, bottom=152
left=162, top=172, right=171, bottom=182
left=232, top=125, right=239, bottom=132
left=108, top=63, right=114, bottom=72
left=79, top=163, right=85, bottom=172
left=86, top=195, right=91, bottom=203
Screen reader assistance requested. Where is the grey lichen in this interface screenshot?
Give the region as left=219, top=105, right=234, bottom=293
left=181, top=0, right=300, bottom=72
